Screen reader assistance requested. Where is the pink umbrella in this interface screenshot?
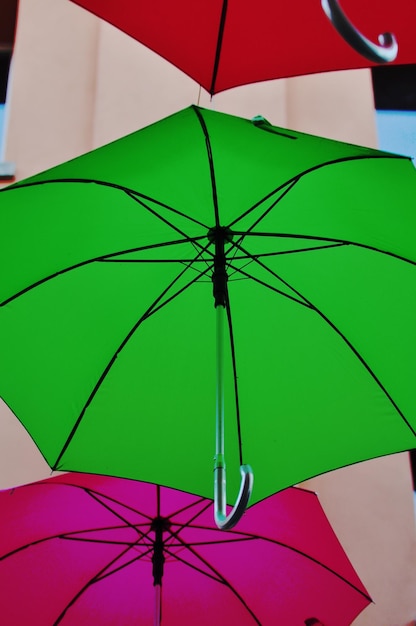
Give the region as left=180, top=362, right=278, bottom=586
left=69, top=0, right=415, bottom=94
left=0, top=473, right=371, bottom=625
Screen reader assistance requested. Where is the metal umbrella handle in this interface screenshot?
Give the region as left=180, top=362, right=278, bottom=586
left=321, top=0, right=398, bottom=63
left=213, top=303, right=253, bottom=530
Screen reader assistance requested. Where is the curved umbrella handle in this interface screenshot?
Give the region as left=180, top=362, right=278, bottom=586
left=214, top=460, right=254, bottom=530
left=321, top=0, right=398, bottom=63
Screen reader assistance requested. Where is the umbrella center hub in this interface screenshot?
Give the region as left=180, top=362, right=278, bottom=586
left=207, top=225, right=234, bottom=245
left=151, top=516, right=171, bottom=586
left=207, top=227, right=234, bottom=307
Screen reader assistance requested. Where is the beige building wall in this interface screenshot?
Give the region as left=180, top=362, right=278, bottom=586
left=1, top=1, right=415, bottom=624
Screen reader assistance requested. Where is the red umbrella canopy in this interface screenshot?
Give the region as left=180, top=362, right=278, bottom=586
left=70, top=0, right=416, bottom=94
left=0, top=473, right=371, bottom=625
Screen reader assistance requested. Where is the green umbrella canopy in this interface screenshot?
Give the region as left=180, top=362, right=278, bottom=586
left=1, top=105, right=416, bottom=513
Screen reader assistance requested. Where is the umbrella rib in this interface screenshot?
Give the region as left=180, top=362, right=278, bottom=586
left=170, top=521, right=372, bottom=602
left=52, top=543, right=153, bottom=625
left=233, top=241, right=416, bottom=437
left=0, top=534, right=66, bottom=562
left=0, top=236, right=206, bottom=307
left=123, top=189, right=217, bottom=276
left=126, top=188, right=209, bottom=229
left=209, top=0, right=228, bottom=95
left=230, top=177, right=300, bottom=234
left=1, top=176, right=210, bottom=230
left=166, top=519, right=260, bottom=546
left=231, top=231, right=416, bottom=267
left=0, top=483, right=152, bottom=558
left=224, top=243, right=345, bottom=288
left=30, top=478, right=158, bottom=521
left=84, top=488, right=153, bottom=532
left=92, top=546, right=154, bottom=583
left=227, top=260, right=312, bottom=307
left=163, top=534, right=263, bottom=625
left=192, top=106, right=220, bottom=226
left=228, top=152, right=412, bottom=231
left=225, top=291, right=244, bottom=466
left=162, top=544, right=226, bottom=582
left=51, top=254, right=213, bottom=470
left=0, top=523, right=151, bottom=559
left=226, top=179, right=309, bottom=274
left=262, top=537, right=373, bottom=602
left=124, top=188, right=210, bottom=237
left=226, top=243, right=346, bottom=282
left=59, top=533, right=151, bottom=548
left=168, top=498, right=213, bottom=526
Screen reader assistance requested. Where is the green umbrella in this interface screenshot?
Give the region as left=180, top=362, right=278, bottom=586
left=1, top=106, right=416, bottom=528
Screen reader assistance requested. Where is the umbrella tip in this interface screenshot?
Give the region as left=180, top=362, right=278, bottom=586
left=251, top=115, right=272, bottom=127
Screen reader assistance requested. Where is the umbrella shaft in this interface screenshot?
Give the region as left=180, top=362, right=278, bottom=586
left=215, top=303, right=225, bottom=457
left=214, top=303, right=227, bottom=514
left=154, top=584, right=161, bottom=626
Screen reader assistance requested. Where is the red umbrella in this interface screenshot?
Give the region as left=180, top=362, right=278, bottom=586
left=70, top=0, right=415, bottom=94
left=0, top=473, right=371, bottom=625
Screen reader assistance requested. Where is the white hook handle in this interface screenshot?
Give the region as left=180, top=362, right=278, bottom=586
left=214, top=460, right=253, bottom=530
left=321, top=0, right=398, bottom=63
left=213, top=303, right=253, bottom=530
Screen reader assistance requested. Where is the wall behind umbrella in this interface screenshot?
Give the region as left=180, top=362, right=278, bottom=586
left=1, top=0, right=379, bottom=179
left=0, top=1, right=415, bottom=625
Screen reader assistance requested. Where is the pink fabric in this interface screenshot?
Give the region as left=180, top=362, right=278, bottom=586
left=0, top=474, right=371, bottom=624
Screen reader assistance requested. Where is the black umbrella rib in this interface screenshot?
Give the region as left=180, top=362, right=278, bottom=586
left=83, top=486, right=151, bottom=521
left=125, top=187, right=210, bottom=235
left=233, top=241, right=416, bottom=438
left=226, top=244, right=346, bottom=276
left=85, top=488, right=152, bottom=532
left=53, top=543, right=154, bottom=626
left=231, top=176, right=301, bottom=235
left=163, top=535, right=262, bottom=625
left=0, top=522, right=148, bottom=558
left=0, top=236, right=207, bottom=307
left=0, top=533, right=67, bottom=562
left=227, top=531, right=373, bottom=602
left=209, top=0, right=228, bottom=95
left=1, top=176, right=210, bottom=230
left=270, top=541, right=372, bottom=602
left=51, top=252, right=213, bottom=470
left=1, top=180, right=214, bottom=307
left=228, top=152, right=412, bottom=231
left=164, top=544, right=225, bottom=581
left=91, top=546, right=155, bottom=584
left=232, top=231, right=416, bottom=267
left=227, top=260, right=312, bottom=308
left=193, top=106, right=221, bottom=226
left=122, top=189, right=217, bottom=276
left=174, top=519, right=372, bottom=602
left=167, top=531, right=257, bottom=548
left=168, top=497, right=213, bottom=526
left=225, top=292, right=244, bottom=466
left=20, top=478, right=157, bottom=520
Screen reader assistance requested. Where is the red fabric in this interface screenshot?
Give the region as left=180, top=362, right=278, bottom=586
left=70, top=0, right=416, bottom=93
left=0, top=473, right=371, bottom=625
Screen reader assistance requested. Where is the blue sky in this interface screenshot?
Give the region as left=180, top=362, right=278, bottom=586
left=0, top=104, right=4, bottom=149
left=375, top=110, right=416, bottom=162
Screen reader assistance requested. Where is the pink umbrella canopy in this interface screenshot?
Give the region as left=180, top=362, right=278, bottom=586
left=0, top=473, right=371, bottom=625
left=69, top=0, right=416, bottom=94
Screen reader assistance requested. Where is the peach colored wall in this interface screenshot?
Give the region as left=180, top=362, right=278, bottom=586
left=1, top=1, right=415, bottom=625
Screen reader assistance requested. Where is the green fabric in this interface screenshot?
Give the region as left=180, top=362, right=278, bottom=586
left=1, top=105, right=416, bottom=505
